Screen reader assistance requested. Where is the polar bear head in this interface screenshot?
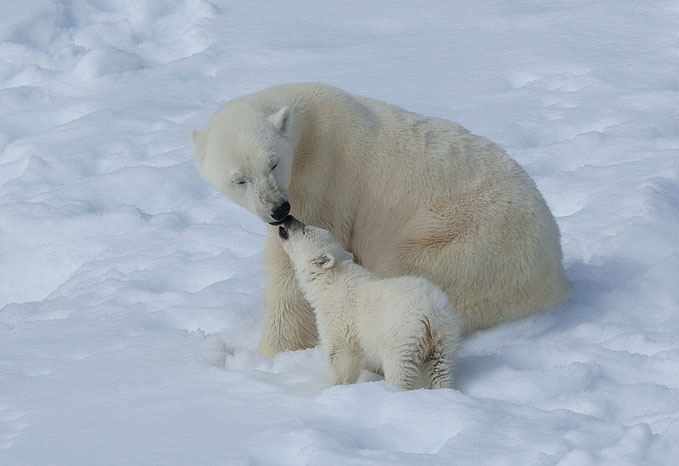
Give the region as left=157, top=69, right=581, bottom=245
left=191, top=102, right=294, bottom=224
left=278, top=217, right=353, bottom=278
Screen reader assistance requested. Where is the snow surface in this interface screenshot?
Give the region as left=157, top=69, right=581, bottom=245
left=1, top=1, right=678, bottom=464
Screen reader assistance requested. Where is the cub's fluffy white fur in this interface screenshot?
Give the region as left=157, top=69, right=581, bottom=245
left=279, top=217, right=461, bottom=390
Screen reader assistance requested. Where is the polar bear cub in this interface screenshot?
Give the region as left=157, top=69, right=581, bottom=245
left=278, top=216, right=461, bottom=390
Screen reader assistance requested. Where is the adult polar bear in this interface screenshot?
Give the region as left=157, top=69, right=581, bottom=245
left=191, top=82, right=569, bottom=356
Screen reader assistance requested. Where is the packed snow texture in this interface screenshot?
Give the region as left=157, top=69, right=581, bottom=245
left=1, top=1, right=678, bottom=465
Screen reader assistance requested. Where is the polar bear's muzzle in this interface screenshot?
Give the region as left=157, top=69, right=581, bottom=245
left=268, top=201, right=291, bottom=225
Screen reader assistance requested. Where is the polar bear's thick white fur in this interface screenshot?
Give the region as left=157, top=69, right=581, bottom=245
left=278, top=217, right=460, bottom=389
left=190, top=82, right=569, bottom=356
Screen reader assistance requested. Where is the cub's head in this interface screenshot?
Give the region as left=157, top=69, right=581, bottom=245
left=278, top=217, right=353, bottom=278
left=191, top=101, right=294, bottom=224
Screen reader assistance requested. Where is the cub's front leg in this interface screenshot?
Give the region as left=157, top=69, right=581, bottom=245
left=256, top=229, right=319, bottom=356
left=324, top=336, right=362, bottom=386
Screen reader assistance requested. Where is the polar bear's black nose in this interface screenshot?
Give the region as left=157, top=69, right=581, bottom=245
left=271, top=201, right=290, bottom=221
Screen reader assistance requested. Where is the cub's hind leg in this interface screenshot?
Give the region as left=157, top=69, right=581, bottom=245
left=382, top=349, right=422, bottom=390
left=423, top=344, right=454, bottom=389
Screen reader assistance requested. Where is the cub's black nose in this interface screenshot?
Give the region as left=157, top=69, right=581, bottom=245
left=278, top=225, right=289, bottom=240
left=271, top=201, right=290, bottom=221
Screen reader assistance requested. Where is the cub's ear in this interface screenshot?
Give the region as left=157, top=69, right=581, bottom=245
left=268, top=106, right=292, bottom=134
left=311, top=253, right=335, bottom=269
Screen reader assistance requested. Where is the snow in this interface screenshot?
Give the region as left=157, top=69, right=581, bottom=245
left=1, top=0, right=678, bottom=464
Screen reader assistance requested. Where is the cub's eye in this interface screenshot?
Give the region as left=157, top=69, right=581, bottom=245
left=271, top=162, right=278, bottom=170
left=234, top=178, right=246, bottom=186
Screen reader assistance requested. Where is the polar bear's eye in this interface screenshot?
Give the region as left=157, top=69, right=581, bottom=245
left=271, top=162, right=278, bottom=171
left=233, top=177, right=246, bottom=186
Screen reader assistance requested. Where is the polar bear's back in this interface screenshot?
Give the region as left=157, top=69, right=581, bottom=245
left=230, top=82, right=568, bottom=336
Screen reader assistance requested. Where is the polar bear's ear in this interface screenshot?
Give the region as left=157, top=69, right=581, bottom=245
left=190, top=130, right=205, bottom=155
left=268, top=107, right=292, bottom=134
left=312, top=253, right=335, bottom=270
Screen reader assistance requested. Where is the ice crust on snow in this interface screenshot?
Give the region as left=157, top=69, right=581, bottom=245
left=1, top=1, right=678, bottom=465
